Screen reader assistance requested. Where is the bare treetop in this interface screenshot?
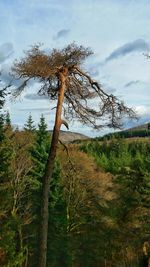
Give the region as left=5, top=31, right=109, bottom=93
left=12, top=43, right=137, bottom=129
left=12, top=43, right=92, bottom=79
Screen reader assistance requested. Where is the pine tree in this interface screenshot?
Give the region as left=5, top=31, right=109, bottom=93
left=0, top=114, right=5, bottom=142
left=31, top=114, right=49, bottom=180
left=37, top=114, right=48, bottom=143
left=0, top=87, right=5, bottom=109
left=28, top=115, right=68, bottom=266
left=5, top=111, right=11, bottom=127
left=26, top=115, right=49, bottom=265
left=24, top=114, right=36, bottom=132
left=47, top=159, right=70, bottom=267
left=0, top=121, right=15, bottom=266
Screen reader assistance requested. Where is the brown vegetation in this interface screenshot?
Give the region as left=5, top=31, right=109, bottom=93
left=11, top=43, right=136, bottom=266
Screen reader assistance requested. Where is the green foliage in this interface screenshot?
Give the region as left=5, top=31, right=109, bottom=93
left=81, top=139, right=150, bottom=174
left=1, top=110, right=150, bottom=267
left=0, top=116, right=13, bottom=183
left=26, top=115, right=50, bottom=265
left=25, top=115, right=69, bottom=267
left=0, top=114, right=68, bottom=267
left=0, top=222, right=27, bottom=267
left=47, top=159, right=70, bottom=267
left=30, top=114, right=49, bottom=180
left=0, top=114, right=5, bottom=142
left=98, top=128, right=150, bottom=140
left=80, top=138, right=150, bottom=265
left=5, top=111, right=11, bottom=127
left=0, top=126, right=29, bottom=267
left=24, top=114, right=36, bottom=132
left=0, top=86, right=6, bottom=109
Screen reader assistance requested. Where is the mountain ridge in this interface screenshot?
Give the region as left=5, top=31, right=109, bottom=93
left=49, top=130, right=90, bottom=143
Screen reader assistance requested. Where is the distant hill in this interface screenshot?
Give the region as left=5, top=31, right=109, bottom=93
left=49, top=130, right=89, bottom=143
left=127, top=122, right=150, bottom=131
left=97, top=122, right=150, bottom=140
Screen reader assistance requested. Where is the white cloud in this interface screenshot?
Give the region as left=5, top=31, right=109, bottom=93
left=136, top=105, right=150, bottom=116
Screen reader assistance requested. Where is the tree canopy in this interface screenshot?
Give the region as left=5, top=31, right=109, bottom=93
left=12, top=43, right=136, bottom=129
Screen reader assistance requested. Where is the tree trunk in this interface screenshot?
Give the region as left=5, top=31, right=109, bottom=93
left=38, top=68, right=68, bottom=267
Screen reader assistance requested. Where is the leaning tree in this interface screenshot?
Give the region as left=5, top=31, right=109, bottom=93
left=11, top=43, right=136, bottom=267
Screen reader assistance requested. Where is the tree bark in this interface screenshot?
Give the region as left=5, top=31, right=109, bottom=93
left=38, top=67, right=68, bottom=267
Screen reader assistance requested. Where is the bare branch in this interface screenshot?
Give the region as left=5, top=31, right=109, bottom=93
left=61, top=119, right=69, bottom=130
left=11, top=42, right=137, bottom=129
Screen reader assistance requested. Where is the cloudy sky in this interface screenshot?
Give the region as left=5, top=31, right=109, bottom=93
left=0, top=0, right=150, bottom=137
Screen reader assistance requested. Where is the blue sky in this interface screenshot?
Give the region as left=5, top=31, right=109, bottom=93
left=0, top=0, right=150, bottom=136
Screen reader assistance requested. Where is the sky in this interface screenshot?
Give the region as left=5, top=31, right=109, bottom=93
left=0, top=0, right=150, bottom=137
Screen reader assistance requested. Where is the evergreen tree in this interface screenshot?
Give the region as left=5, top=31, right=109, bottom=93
left=5, top=111, right=11, bottom=127
left=28, top=115, right=69, bottom=266
left=37, top=114, right=48, bottom=144
left=0, top=81, right=6, bottom=141
left=26, top=115, right=49, bottom=266
left=47, top=159, right=70, bottom=267
left=0, top=87, right=5, bottom=109
left=24, top=114, right=36, bottom=132
left=31, top=114, right=49, bottom=180
left=0, top=123, right=18, bottom=266
left=0, top=114, right=5, bottom=142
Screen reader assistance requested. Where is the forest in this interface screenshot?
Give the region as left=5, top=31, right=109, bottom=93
left=0, top=43, right=150, bottom=267
left=96, top=126, right=150, bottom=141
left=2, top=0, right=150, bottom=265
left=0, top=111, right=150, bottom=267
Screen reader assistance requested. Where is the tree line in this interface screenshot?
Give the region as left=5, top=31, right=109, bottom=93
left=0, top=112, right=150, bottom=266
left=97, top=128, right=150, bottom=141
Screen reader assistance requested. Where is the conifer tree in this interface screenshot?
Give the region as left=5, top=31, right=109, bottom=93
left=0, top=80, right=6, bottom=140
left=31, top=114, right=49, bottom=179
left=5, top=111, right=11, bottom=127
left=0, top=86, right=6, bottom=109
left=37, top=114, right=48, bottom=143
left=0, top=114, right=5, bottom=142
left=0, top=117, right=15, bottom=266
left=24, top=114, right=36, bottom=132
left=25, top=114, right=49, bottom=265
left=47, top=159, right=70, bottom=267
left=29, top=115, right=67, bottom=266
